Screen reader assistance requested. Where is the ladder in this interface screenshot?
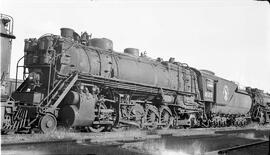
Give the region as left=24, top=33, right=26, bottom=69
left=39, top=72, right=78, bottom=109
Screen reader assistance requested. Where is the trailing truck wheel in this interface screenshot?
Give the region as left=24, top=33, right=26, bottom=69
left=159, top=106, right=172, bottom=130
left=144, top=105, right=159, bottom=130
left=39, top=113, right=57, bottom=133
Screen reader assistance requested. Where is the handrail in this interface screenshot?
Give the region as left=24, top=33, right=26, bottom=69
left=51, top=73, right=78, bottom=108
left=46, top=51, right=63, bottom=103
left=39, top=72, right=77, bottom=108
left=45, top=74, right=72, bottom=107
left=15, top=55, right=26, bottom=89
left=39, top=79, right=62, bottom=107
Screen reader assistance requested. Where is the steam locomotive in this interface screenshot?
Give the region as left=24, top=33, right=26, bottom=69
left=1, top=28, right=270, bottom=133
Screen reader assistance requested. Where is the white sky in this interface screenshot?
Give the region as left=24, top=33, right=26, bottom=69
left=1, top=0, right=270, bottom=92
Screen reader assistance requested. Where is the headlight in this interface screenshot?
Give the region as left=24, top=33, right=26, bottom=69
left=28, top=72, right=40, bottom=82
left=29, top=74, right=34, bottom=80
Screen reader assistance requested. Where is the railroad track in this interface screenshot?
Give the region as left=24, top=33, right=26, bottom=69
left=1, top=128, right=270, bottom=155
left=206, top=139, right=269, bottom=155
left=218, top=140, right=269, bottom=154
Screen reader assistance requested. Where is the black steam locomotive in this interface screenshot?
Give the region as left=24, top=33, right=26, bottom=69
left=1, top=28, right=270, bottom=133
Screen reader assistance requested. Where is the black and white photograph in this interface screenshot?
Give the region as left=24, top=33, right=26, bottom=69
left=1, top=0, right=270, bottom=154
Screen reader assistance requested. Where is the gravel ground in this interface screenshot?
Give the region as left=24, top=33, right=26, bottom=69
left=1, top=124, right=269, bottom=145
left=1, top=126, right=269, bottom=155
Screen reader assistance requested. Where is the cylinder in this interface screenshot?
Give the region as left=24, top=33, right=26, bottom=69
left=58, top=93, right=95, bottom=127
left=58, top=105, right=83, bottom=127
left=60, top=28, right=74, bottom=39
left=124, top=48, right=139, bottom=57
left=89, top=38, right=113, bottom=50
left=63, top=91, right=80, bottom=105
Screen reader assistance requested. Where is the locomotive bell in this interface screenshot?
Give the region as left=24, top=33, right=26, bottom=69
left=124, top=48, right=139, bottom=57
left=60, top=28, right=74, bottom=39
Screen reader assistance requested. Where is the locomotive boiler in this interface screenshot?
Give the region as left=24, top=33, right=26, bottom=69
left=1, top=27, right=269, bottom=134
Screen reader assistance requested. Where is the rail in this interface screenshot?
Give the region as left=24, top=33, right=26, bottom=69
left=217, top=140, right=269, bottom=155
